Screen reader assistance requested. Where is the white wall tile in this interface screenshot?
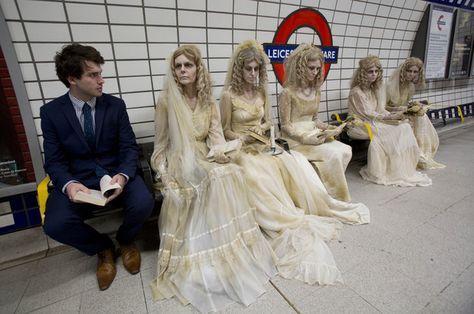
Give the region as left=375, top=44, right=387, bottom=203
left=149, top=60, right=167, bottom=75
left=348, top=13, right=362, bottom=25
left=145, top=8, right=176, bottom=25
left=256, top=31, right=274, bottom=43
left=208, top=58, right=228, bottom=73
left=30, top=100, right=43, bottom=118
left=66, top=3, right=107, bottom=23
left=152, top=75, right=165, bottom=91
left=177, top=0, right=205, bottom=10
left=207, top=0, right=233, bottom=12
left=331, top=24, right=347, bottom=36
left=131, top=122, right=155, bottom=139
left=208, top=29, right=232, bottom=43
left=41, top=81, right=67, bottom=99
left=333, top=12, right=349, bottom=24
left=107, top=5, right=143, bottom=24
left=18, top=0, right=66, bottom=22
left=71, top=24, right=110, bottom=42
left=67, top=0, right=105, bottom=3
left=207, top=12, right=232, bottom=28
left=24, top=23, right=70, bottom=42
left=116, top=60, right=150, bottom=76
left=119, top=76, right=151, bottom=93
left=25, top=82, right=42, bottom=99
left=377, top=5, right=390, bottom=17
left=7, top=22, right=26, bottom=41
left=114, top=43, right=148, bottom=59
left=207, top=44, right=232, bottom=58
left=233, top=30, right=256, bottom=43
left=147, top=26, right=178, bottom=43
left=30, top=43, right=64, bottom=62
left=361, top=15, right=375, bottom=27
left=178, top=10, right=205, bottom=27
left=256, top=16, right=277, bottom=31
left=101, top=61, right=116, bottom=77
left=127, top=107, right=154, bottom=123
left=148, top=43, right=176, bottom=59
left=19, top=63, right=37, bottom=81
left=351, top=1, right=366, bottom=14
left=258, top=2, right=279, bottom=16
left=36, top=63, right=56, bottom=81
left=385, top=18, right=398, bottom=29
left=0, top=0, right=19, bottom=19
left=179, top=27, right=207, bottom=43
left=144, top=0, right=175, bottom=8
left=318, top=9, right=334, bottom=21
left=374, top=17, right=387, bottom=28
left=108, top=0, right=141, bottom=5
left=87, top=43, right=114, bottom=60
left=111, top=25, right=146, bottom=42
left=389, top=7, right=402, bottom=18
left=103, top=78, right=119, bottom=94
left=234, top=14, right=257, bottom=30
left=234, top=0, right=257, bottom=15
left=121, top=92, right=154, bottom=108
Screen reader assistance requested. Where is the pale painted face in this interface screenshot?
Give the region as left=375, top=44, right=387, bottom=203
left=366, top=65, right=379, bottom=83
left=174, top=54, right=197, bottom=86
left=306, top=59, right=322, bottom=82
left=68, top=60, right=104, bottom=101
left=405, top=65, right=420, bottom=83
left=243, top=59, right=259, bottom=85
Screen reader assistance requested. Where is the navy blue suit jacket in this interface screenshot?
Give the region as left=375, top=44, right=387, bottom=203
left=40, top=93, right=139, bottom=190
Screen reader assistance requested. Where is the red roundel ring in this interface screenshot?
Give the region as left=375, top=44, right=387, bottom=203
left=272, top=8, right=333, bottom=84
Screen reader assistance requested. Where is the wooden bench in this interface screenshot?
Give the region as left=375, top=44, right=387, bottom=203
left=37, top=142, right=162, bottom=224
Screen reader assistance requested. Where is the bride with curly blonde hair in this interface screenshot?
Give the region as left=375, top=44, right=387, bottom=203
left=347, top=55, right=432, bottom=186
left=150, top=44, right=277, bottom=313
left=278, top=43, right=353, bottom=202
left=386, top=57, right=445, bottom=169
left=220, top=40, right=370, bottom=287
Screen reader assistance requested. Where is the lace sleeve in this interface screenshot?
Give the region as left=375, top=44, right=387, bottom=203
left=150, top=97, right=169, bottom=179
left=279, top=89, right=305, bottom=141
left=219, top=91, right=242, bottom=140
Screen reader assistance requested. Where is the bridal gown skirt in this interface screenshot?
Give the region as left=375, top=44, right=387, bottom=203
left=409, top=114, right=445, bottom=170
left=235, top=149, right=370, bottom=285
left=347, top=121, right=432, bottom=187
left=151, top=162, right=277, bottom=313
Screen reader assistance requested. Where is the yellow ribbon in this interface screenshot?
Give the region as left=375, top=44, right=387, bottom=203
left=37, top=175, right=51, bottom=224
left=457, top=105, right=465, bottom=123
left=335, top=113, right=342, bottom=123
left=363, top=123, right=373, bottom=140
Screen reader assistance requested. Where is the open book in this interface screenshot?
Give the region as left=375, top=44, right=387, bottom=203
left=305, top=123, right=346, bottom=141
left=73, top=175, right=121, bottom=206
left=247, top=130, right=271, bottom=145
left=206, top=139, right=242, bottom=161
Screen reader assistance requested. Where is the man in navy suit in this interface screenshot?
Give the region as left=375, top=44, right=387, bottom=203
left=40, top=43, right=154, bottom=290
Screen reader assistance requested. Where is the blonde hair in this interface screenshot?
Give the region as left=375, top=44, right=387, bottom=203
left=351, top=55, right=383, bottom=90
left=170, top=45, right=213, bottom=107
left=283, top=43, right=324, bottom=89
left=224, top=39, right=269, bottom=96
left=399, top=57, right=425, bottom=89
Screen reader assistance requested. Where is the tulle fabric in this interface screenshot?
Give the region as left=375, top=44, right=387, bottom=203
left=409, top=114, right=445, bottom=170
left=348, top=120, right=432, bottom=186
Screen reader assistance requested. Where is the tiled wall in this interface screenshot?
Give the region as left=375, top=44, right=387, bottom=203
left=1, top=0, right=473, bottom=150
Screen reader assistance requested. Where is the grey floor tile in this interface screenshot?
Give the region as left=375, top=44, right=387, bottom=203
left=294, top=285, right=381, bottom=314
left=15, top=259, right=87, bottom=313
left=0, top=227, right=48, bottom=268
left=344, top=251, right=434, bottom=314
left=417, top=295, right=461, bottom=314
left=270, top=275, right=324, bottom=303
left=438, top=262, right=474, bottom=313
left=445, top=194, right=474, bottom=219
left=328, top=233, right=373, bottom=274
left=0, top=279, right=29, bottom=314
left=80, top=274, right=146, bottom=314
left=0, top=260, right=37, bottom=285
left=428, top=210, right=474, bottom=243
left=27, top=294, right=81, bottom=314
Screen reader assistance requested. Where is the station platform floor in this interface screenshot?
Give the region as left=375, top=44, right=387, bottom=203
left=1, top=121, right=473, bottom=314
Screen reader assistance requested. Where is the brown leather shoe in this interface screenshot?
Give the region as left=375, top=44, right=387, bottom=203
left=96, top=248, right=116, bottom=291
left=119, top=243, right=141, bottom=274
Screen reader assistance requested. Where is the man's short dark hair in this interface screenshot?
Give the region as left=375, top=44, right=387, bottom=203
left=55, top=43, right=104, bottom=87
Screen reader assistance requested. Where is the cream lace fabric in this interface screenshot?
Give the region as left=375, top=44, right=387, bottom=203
left=279, top=88, right=353, bottom=202
left=347, top=86, right=432, bottom=187
left=386, top=71, right=445, bottom=170
left=220, top=90, right=370, bottom=285
left=150, top=90, right=277, bottom=313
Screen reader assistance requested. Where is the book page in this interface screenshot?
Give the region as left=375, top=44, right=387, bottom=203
left=74, top=189, right=107, bottom=206
left=99, top=174, right=121, bottom=197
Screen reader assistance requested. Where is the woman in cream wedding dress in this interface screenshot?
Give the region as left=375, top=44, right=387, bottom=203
left=220, top=40, right=370, bottom=285
left=347, top=56, right=432, bottom=187
left=279, top=44, right=353, bottom=202
left=150, top=45, right=276, bottom=313
left=386, top=57, right=445, bottom=170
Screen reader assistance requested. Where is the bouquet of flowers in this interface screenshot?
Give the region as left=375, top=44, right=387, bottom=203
left=406, top=100, right=431, bottom=116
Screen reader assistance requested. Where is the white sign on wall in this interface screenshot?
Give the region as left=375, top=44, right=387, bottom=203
left=425, top=4, right=454, bottom=80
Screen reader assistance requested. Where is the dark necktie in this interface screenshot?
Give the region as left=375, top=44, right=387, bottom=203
left=83, top=103, right=108, bottom=177
left=82, top=103, right=95, bottom=149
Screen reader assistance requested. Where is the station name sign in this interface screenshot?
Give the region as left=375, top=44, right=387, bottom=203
left=263, top=44, right=339, bottom=63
